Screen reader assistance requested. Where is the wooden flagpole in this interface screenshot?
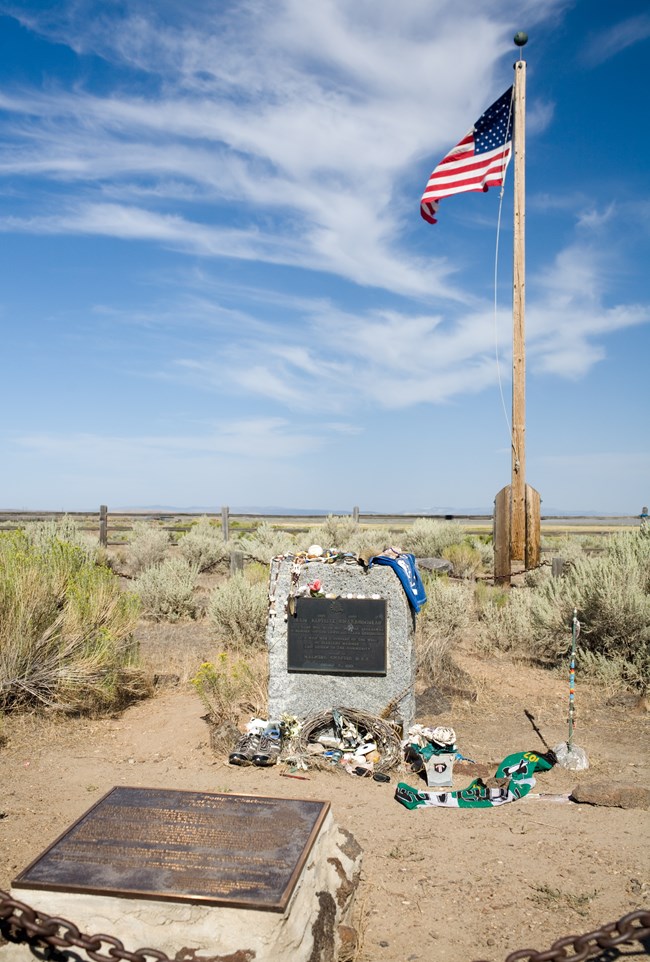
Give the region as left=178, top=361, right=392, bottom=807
left=511, top=54, right=526, bottom=561
left=494, top=33, right=540, bottom=583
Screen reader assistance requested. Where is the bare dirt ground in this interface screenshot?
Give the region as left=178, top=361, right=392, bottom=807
left=1, top=618, right=649, bottom=962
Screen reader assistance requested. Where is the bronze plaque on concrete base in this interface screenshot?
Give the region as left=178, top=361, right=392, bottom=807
left=287, top=597, right=387, bottom=675
left=13, top=787, right=329, bottom=912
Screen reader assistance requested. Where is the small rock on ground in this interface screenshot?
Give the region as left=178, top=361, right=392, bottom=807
left=570, top=781, right=650, bottom=810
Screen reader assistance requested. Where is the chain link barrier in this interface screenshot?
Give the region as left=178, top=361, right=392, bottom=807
left=0, top=891, right=171, bottom=962
left=1, top=890, right=649, bottom=962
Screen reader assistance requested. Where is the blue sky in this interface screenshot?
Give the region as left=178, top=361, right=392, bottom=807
left=1, top=0, right=648, bottom=513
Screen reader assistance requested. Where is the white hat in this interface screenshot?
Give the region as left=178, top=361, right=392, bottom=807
left=431, top=726, right=456, bottom=747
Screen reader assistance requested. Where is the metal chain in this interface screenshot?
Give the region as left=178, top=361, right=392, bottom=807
left=476, top=910, right=650, bottom=962
left=1, top=890, right=649, bottom=962
left=0, top=892, right=172, bottom=962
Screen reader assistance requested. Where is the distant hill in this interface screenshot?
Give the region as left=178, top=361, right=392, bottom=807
left=2, top=505, right=641, bottom=517
left=110, top=505, right=636, bottom=517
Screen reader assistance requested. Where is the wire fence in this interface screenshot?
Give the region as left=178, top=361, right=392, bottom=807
left=0, top=506, right=644, bottom=548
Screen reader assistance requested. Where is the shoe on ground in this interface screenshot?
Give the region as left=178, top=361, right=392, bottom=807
left=229, top=732, right=260, bottom=766
left=252, top=733, right=282, bottom=767
left=404, top=745, right=424, bottom=773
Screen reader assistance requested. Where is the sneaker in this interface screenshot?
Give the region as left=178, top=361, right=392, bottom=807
left=229, top=732, right=260, bottom=766
left=404, top=745, right=425, bottom=773
left=252, top=731, right=282, bottom=767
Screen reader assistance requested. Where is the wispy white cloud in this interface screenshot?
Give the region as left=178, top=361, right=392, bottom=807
left=0, top=193, right=457, bottom=300
left=158, top=230, right=650, bottom=408
left=15, top=416, right=329, bottom=461
left=576, top=204, right=616, bottom=231
left=527, top=242, right=650, bottom=377
left=581, top=13, right=650, bottom=66
left=0, top=1, right=552, bottom=301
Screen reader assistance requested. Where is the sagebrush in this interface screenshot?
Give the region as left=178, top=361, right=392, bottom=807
left=478, top=529, right=650, bottom=690
left=133, top=557, right=200, bottom=621
left=442, top=542, right=483, bottom=579
left=178, top=515, right=228, bottom=571
left=0, top=530, right=145, bottom=713
left=192, top=653, right=262, bottom=726
left=207, top=573, right=268, bottom=647
left=129, top=521, right=169, bottom=574
left=238, top=522, right=296, bottom=563
left=415, top=575, right=473, bottom=680
left=403, top=518, right=465, bottom=558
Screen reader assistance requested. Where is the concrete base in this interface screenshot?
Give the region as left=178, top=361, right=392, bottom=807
left=1, top=812, right=362, bottom=962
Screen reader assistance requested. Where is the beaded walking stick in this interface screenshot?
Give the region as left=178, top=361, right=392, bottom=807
left=554, top=606, right=589, bottom=770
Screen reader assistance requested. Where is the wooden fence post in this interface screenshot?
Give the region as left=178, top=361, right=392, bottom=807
left=352, top=505, right=360, bottom=523
left=230, top=550, right=244, bottom=576
left=493, top=485, right=511, bottom=585
left=99, top=505, right=108, bottom=547
left=551, top=557, right=564, bottom=578
left=524, top=484, right=541, bottom=569
left=221, top=506, right=230, bottom=543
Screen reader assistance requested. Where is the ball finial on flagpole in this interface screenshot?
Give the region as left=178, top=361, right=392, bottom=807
left=514, top=31, right=528, bottom=47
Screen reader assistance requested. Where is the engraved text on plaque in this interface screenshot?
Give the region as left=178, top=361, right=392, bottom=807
left=13, top=787, right=329, bottom=912
left=287, top=597, right=387, bottom=675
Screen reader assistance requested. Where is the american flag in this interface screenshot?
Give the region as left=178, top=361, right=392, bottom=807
left=420, top=87, right=514, bottom=224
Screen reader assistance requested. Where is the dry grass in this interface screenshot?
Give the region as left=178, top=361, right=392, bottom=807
left=0, top=531, right=145, bottom=714
left=192, top=651, right=266, bottom=727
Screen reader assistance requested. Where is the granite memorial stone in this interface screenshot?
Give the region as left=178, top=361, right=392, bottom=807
left=267, top=557, right=417, bottom=729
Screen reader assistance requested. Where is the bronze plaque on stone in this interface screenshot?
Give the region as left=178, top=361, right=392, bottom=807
left=13, top=787, right=330, bottom=912
left=287, top=597, right=387, bottom=675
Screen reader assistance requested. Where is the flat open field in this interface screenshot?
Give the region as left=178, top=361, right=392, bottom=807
left=0, top=510, right=645, bottom=545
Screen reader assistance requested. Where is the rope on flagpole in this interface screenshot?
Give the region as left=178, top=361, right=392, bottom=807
left=492, top=87, right=516, bottom=450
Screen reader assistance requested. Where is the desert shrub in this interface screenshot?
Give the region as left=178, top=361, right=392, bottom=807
left=238, top=522, right=296, bottom=563
left=178, top=516, right=228, bottom=571
left=129, top=522, right=169, bottom=574
left=134, top=557, right=200, bottom=621
left=576, top=650, right=649, bottom=692
left=524, top=565, right=552, bottom=588
left=540, top=534, right=585, bottom=566
left=580, top=533, right=611, bottom=551
left=468, top=536, right=494, bottom=570
left=442, top=542, right=483, bottom=579
left=345, top=526, right=395, bottom=557
left=528, top=531, right=650, bottom=682
left=478, top=587, right=534, bottom=653
left=24, top=516, right=96, bottom=559
left=403, top=518, right=464, bottom=558
left=474, top=580, right=509, bottom=614
left=207, top=573, right=268, bottom=648
left=246, top=561, right=271, bottom=585
left=191, top=654, right=259, bottom=726
left=304, top=515, right=359, bottom=551
left=0, top=530, right=144, bottom=713
left=480, top=530, right=650, bottom=689
left=415, top=575, right=473, bottom=679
